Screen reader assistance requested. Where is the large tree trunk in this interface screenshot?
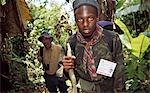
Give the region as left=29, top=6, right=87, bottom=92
left=97, top=0, right=115, bottom=21
left=0, top=0, right=31, bottom=92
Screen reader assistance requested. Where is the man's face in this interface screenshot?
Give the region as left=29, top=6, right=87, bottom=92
left=74, top=5, right=98, bottom=38
left=41, top=37, right=52, bottom=48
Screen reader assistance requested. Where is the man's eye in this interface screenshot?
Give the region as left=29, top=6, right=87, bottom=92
left=77, top=18, right=83, bottom=22
left=88, top=17, right=94, bottom=21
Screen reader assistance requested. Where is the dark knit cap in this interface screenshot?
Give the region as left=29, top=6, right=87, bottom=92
left=73, top=0, right=99, bottom=11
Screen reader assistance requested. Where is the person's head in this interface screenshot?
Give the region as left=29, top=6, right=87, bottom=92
left=38, top=32, right=53, bottom=48
left=73, top=0, right=99, bottom=38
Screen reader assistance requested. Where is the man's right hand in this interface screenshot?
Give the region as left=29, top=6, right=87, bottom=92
left=62, top=56, right=76, bottom=72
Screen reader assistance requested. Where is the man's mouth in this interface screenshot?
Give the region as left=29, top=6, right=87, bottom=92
left=83, top=29, right=90, bottom=33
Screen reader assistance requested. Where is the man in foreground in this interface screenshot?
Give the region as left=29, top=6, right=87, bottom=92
left=62, top=0, right=126, bottom=92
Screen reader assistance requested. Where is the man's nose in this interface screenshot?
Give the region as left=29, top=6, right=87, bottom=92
left=43, top=41, right=47, bottom=45
left=83, top=19, right=88, bottom=27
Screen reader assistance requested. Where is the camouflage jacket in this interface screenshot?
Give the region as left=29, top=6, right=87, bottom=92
left=68, top=28, right=126, bottom=93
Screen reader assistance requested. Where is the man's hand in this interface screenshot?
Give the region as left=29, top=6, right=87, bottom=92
left=62, top=56, right=76, bottom=71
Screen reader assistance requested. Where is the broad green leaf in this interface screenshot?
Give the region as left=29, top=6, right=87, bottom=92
left=119, top=35, right=131, bottom=49
left=115, top=19, right=132, bottom=44
left=131, top=33, right=150, bottom=58
left=116, top=0, right=126, bottom=9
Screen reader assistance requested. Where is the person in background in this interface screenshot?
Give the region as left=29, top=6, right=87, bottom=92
left=37, top=32, right=68, bottom=93
left=62, top=0, right=126, bottom=93
left=97, top=20, right=123, bottom=34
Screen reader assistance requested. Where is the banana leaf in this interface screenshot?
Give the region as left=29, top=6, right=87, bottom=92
left=119, top=34, right=132, bottom=49
left=131, top=33, right=150, bottom=58
left=115, top=19, right=132, bottom=49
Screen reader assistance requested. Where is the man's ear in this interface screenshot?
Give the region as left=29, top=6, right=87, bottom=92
left=97, top=17, right=99, bottom=21
left=50, top=37, right=53, bottom=42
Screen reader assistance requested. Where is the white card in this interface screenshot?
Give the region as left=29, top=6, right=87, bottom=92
left=96, top=59, right=117, bottom=77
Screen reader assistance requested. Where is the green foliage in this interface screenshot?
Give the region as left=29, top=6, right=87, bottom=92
left=125, top=53, right=150, bottom=93
left=0, top=0, right=6, bottom=5
left=116, top=4, right=140, bottom=18
left=3, top=37, right=39, bottom=92
left=115, top=19, right=132, bottom=43
left=10, top=36, right=27, bottom=57
left=116, top=19, right=150, bottom=58
left=29, top=5, right=61, bottom=35
left=116, top=19, right=150, bottom=92
left=115, top=0, right=150, bottom=37
left=131, top=34, right=150, bottom=58
left=25, top=29, right=45, bottom=84
left=116, top=0, right=140, bottom=11
left=116, top=0, right=126, bottom=10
